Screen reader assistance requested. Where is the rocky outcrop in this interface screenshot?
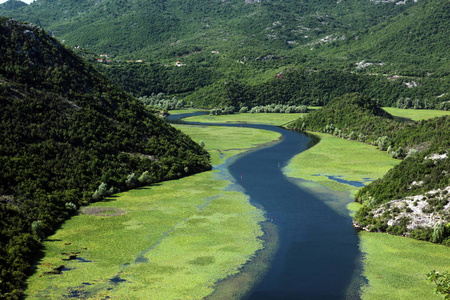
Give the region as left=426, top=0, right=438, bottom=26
left=355, top=186, right=450, bottom=234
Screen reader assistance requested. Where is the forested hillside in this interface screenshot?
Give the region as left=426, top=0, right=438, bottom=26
left=2, top=0, right=448, bottom=109
left=290, top=93, right=450, bottom=243
left=307, top=0, right=450, bottom=75
left=0, top=0, right=27, bottom=11
left=0, top=18, right=210, bottom=298
left=1, top=0, right=414, bottom=59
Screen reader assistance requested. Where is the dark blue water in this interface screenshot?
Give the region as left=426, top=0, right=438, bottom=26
left=168, top=113, right=363, bottom=299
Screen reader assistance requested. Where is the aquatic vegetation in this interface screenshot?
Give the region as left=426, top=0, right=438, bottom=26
left=283, top=132, right=399, bottom=192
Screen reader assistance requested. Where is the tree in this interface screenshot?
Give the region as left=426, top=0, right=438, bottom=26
left=31, top=221, right=44, bottom=241
left=138, top=171, right=151, bottom=184
left=126, top=173, right=138, bottom=187
left=92, top=182, right=108, bottom=200
left=432, top=222, right=445, bottom=243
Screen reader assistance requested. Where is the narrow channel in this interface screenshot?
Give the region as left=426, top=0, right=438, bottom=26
left=168, top=114, right=364, bottom=299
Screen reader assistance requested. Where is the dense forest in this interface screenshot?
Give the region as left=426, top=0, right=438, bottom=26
left=2, top=0, right=449, bottom=110
left=0, top=18, right=210, bottom=298
left=290, top=93, right=450, bottom=243
left=99, top=63, right=449, bottom=109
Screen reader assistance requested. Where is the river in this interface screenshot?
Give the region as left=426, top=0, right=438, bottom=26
left=167, top=113, right=364, bottom=299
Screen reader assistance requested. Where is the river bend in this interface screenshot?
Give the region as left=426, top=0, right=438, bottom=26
left=168, top=114, right=363, bottom=299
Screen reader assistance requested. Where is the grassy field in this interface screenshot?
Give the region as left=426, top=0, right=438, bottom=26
left=283, top=132, right=399, bottom=194
left=25, top=125, right=281, bottom=299
left=360, top=232, right=450, bottom=300
left=283, top=131, right=450, bottom=300
left=382, top=107, right=450, bottom=121
left=183, top=112, right=306, bottom=126
left=173, top=124, right=281, bottom=165
left=169, top=109, right=207, bottom=115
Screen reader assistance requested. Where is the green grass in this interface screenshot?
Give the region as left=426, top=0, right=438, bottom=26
left=382, top=107, right=450, bottom=121
left=169, top=109, right=208, bottom=115
left=184, top=113, right=306, bottom=126
left=26, top=125, right=281, bottom=299
left=359, top=232, right=450, bottom=300
left=174, top=124, right=281, bottom=165
left=283, top=132, right=399, bottom=193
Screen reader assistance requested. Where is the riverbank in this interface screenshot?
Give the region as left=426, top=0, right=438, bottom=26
left=283, top=131, right=450, bottom=299
left=25, top=124, right=281, bottom=299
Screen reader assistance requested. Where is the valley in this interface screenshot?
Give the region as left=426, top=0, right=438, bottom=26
left=25, top=110, right=449, bottom=299
left=0, top=0, right=449, bottom=298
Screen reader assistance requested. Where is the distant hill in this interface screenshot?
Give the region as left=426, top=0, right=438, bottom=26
left=1, top=0, right=414, bottom=59
left=290, top=93, right=401, bottom=144
left=0, top=0, right=27, bottom=11
left=308, top=0, right=450, bottom=75
left=2, top=0, right=448, bottom=108
left=0, top=17, right=210, bottom=298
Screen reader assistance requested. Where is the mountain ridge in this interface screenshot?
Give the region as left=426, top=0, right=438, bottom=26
left=0, top=17, right=210, bottom=298
left=2, top=0, right=448, bottom=109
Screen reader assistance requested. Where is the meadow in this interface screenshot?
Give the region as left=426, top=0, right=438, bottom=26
left=360, top=232, right=450, bottom=300
left=183, top=112, right=306, bottom=126
left=382, top=107, right=450, bottom=121
left=25, top=124, right=281, bottom=299
left=172, top=124, right=281, bottom=165
left=283, top=132, right=400, bottom=194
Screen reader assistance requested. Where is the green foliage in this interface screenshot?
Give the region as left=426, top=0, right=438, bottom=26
left=432, top=222, right=446, bottom=244
left=138, top=93, right=186, bottom=111
left=125, top=173, right=138, bottom=188
left=31, top=220, right=44, bottom=241
left=138, top=171, right=151, bottom=184
left=92, top=182, right=109, bottom=201
left=99, top=64, right=218, bottom=98
left=247, top=104, right=308, bottom=114
left=427, top=270, right=450, bottom=300
left=290, top=93, right=399, bottom=144
left=0, top=0, right=27, bottom=11
left=0, top=18, right=210, bottom=297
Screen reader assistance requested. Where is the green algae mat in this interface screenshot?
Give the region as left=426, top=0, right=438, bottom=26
left=283, top=132, right=400, bottom=193
left=25, top=125, right=281, bottom=299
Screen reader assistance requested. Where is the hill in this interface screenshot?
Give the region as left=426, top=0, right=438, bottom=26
left=289, top=93, right=401, bottom=144
left=1, top=0, right=414, bottom=60
left=307, top=0, right=450, bottom=75
left=0, top=0, right=27, bottom=11
left=0, top=17, right=210, bottom=298
left=2, top=0, right=449, bottom=109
